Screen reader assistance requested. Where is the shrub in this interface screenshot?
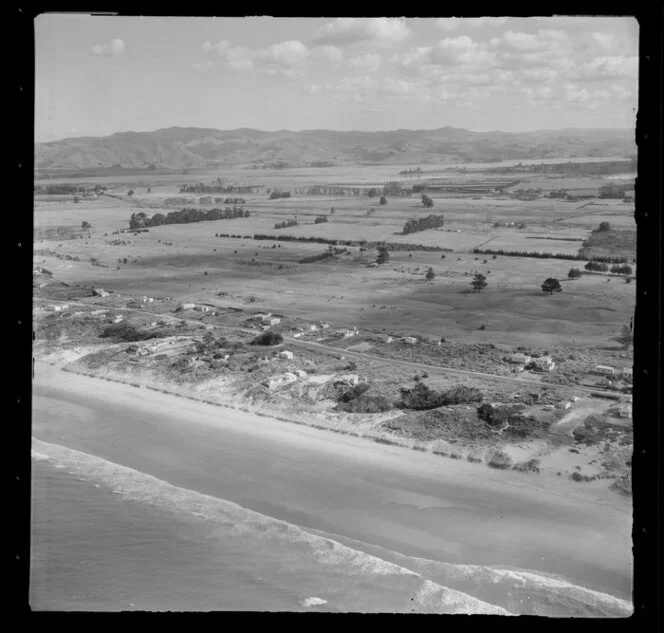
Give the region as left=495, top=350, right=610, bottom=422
left=585, top=261, right=609, bottom=272
left=487, top=450, right=513, bottom=470
left=99, top=322, right=154, bottom=342
left=512, top=459, right=541, bottom=473
left=314, top=216, right=328, bottom=224
left=610, top=264, right=633, bottom=275
left=568, top=268, right=582, bottom=279
left=338, top=382, right=370, bottom=403
left=400, top=382, right=445, bottom=410
left=337, top=394, right=393, bottom=413
left=250, top=331, right=283, bottom=346
left=441, top=386, right=484, bottom=405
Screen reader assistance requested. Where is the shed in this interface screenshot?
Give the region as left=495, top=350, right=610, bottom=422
left=279, top=350, right=294, bottom=360
left=404, top=337, right=418, bottom=344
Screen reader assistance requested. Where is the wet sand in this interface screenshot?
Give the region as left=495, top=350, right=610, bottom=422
left=31, top=365, right=633, bottom=611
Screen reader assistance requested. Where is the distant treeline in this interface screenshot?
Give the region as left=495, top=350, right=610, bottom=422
left=252, top=233, right=447, bottom=251
left=483, top=158, right=636, bottom=176
left=179, top=183, right=258, bottom=194
left=198, top=197, right=246, bottom=205
left=269, top=190, right=292, bottom=199
left=402, top=214, right=445, bottom=235
left=299, top=247, right=347, bottom=264
left=274, top=219, right=298, bottom=229
left=35, top=183, right=85, bottom=195
left=471, top=247, right=628, bottom=264
left=129, top=206, right=248, bottom=229
left=304, top=186, right=365, bottom=196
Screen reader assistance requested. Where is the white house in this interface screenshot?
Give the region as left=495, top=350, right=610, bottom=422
left=404, top=337, right=418, bottom=345
left=533, top=356, right=555, bottom=372
left=339, top=374, right=360, bottom=387
left=622, top=367, right=633, bottom=379
left=264, top=317, right=281, bottom=326
left=319, top=322, right=330, bottom=329
left=306, top=324, right=317, bottom=331
left=279, top=350, right=294, bottom=360
left=179, top=303, right=195, bottom=311
left=385, top=336, right=394, bottom=343
left=595, top=365, right=615, bottom=376
left=508, top=353, right=531, bottom=365
left=293, top=332, right=304, bottom=338
left=618, top=404, right=632, bottom=418
left=93, top=287, right=109, bottom=297
left=295, top=369, right=307, bottom=378
left=557, top=401, right=572, bottom=410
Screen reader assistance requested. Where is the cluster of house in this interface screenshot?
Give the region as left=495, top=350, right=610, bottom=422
left=250, top=312, right=282, bottom=328
left=292, top=322, right=331, bottom=338
left=507, top=353, right=555, bottom=372
left=92, top=287, right=110, bottom=298
left=44, top=303, right=70, bottom=312
left=594, top=365, right=633, bottom=380
left=177, top=303, right=213, bottom=313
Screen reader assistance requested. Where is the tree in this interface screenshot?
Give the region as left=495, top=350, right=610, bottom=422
left=421, top=194, right=434, bottom=208
left=73, top=196, right=80, bottom=203
left=568, top=268, right=582, bottom=279
left=202, top=330, right=215, bottom=350
left=471, top=273, right=487, bottom=292
left=379, top=195, right=388, bottom=205
left=597, top=221, right=612, bottom=232
left=81, top=221, right=91, bottom=229
left=368, top=188, right=378, bottom=198
left=615, top=324, right=633, bottom=349
left=425, top=267, right=435, bottom=282
left=147, top=187, right=152, bottom=193
left=542, top=277, right=562, bottom=294
left=376, top=246, right=390, bottom=265
left=128, top=190, right=135, bottom=197
left=585, top=261, right=609, bottom=272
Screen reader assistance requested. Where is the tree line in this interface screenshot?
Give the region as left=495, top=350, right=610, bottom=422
left=471, top=247, right=628, bottom=264
left=129, top=206, right=249, bottom=229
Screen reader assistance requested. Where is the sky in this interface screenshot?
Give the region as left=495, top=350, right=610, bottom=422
left=35, top=15, right=639, bottom=142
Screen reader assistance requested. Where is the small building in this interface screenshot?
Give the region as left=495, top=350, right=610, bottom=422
left=622, top=367, right=633, bottom=380
left=386, top=336, right=394, bottom=344
left=508, top=353, right=531, bottom=365
left=263, top=317, right=281, bottom=326
left=404, top=336, right=418, bottom=345
left=339, top=374, right=360, bottom=387
left=595, top=365, right=615, bottom=376
left=293, top=332, right=304, bottom=338
left=147, top=297, right=154, bottom=303
left=557, top=401, right=572, bottom=410
left=319, top=322, right=330, bottom=329
left=92, top=287, right=109, bottom=297
left=543, top=405, right=556, bottom=411
left=533, top=356, right=555, bottom=372
left=618, top=404, right=632, bottom=418
left=336, top=329, right=355, bottom=339
left=306, top=324, right=317, bottom=331
left=295, top=369, right=307, bottom=378
left=179, top=303, right=195, bottom=311
left=571, top=396, right=581, bottom=402
left=279, top=350, right=294, bottom=360
left=141, top=296, right=148, bottom=303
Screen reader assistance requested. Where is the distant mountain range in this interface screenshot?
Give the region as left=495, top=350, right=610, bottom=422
left=35, top=126, right=636, bottom=172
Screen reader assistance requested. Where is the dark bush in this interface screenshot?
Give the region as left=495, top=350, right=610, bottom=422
left=337, top=394, right=393, bottom=413
left=250, top=331, right=283, bottom=346
left=441, top=386, right=484, bottom=405
left=400, top=382, right=445, bottom=410
left=338, top=382, right=370, bottom=403
left=487, top=450, right=513, bottom=469
left=99, top=322, right=154, bottom=342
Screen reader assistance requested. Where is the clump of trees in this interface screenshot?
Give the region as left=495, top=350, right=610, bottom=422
left=269, top=190, right=292, bottom=200
left=425, top=267, right=435, bottom=282
left=615, top=324, right=634, bottom=350
left=314, top=216, right=329, bottom=224
left=376, top=246, right=390, bottom=265
left=250, top=331, right=283, bottom=346
left=470, top=273, right=488, bottom=292
left=274, top=219, right=298, bottom=230
left=81, top=221, right=91, bottom=229
left=421, top=194, right=434, bottom=208
left=610, top=264, right=633, bottom=274
left=400, top=383, right=484, bottom=410
left=130, top=206, right=248, bottom=229
left=402, top=214, right=445, bottom=235
left=568, top=268, right=582, bottom=279
left=585, top=261, right=609, bottom=272
left=597, top=221, right=612, bottom=232
left=542, top=278, right=562, bottom=294
left=99, top=322, right=162, bottom=342
left=379, top=195, right=388, bottom=205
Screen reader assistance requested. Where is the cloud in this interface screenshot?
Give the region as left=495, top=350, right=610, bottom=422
left=192, top=60, right=215, bottom=72
left=347, top=53, right=382, bottom=72
left=436, top=17, right=508, bottom=31
left=314, top=45, right=344, bottom=63
left=202, top=39, right=310, bottom=77
left=591, top=32, right=615, bottom=49
left=92, top=38, right=125, bottom=57
left=313, top=18, right=411, bottom=47
left=573, top=55, right=638, bottom=82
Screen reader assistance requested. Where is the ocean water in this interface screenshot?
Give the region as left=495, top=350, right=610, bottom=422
left=30, top=440, right=633, bottom=615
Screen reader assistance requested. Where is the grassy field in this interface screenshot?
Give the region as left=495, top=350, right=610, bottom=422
left=34, top=164, right=636, bottom=354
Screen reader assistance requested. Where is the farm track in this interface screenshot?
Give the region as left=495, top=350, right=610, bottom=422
left=35, top=297, right=622, bottom=399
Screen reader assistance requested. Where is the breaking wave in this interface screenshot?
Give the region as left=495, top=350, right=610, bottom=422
left=31, top=439, right=631, bottom=616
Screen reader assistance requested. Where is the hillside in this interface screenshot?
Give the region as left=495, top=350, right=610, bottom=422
left=35, top=126, right=635, bottom=172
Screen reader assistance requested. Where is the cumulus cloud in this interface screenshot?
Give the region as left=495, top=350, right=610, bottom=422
left=436, top=17, right=508, bottom=31
left=202, top=39, right=310, bottom=77
left=192, top=60, right=215, bottom=72
left=347, top=53, right=382, bottom=72
left=92, top=38, right=125, bottom=57
left=313, top=18, right=411, bottom=47
left=573, top=55, right=638, bottom=82
left=314, top=45, right=344, bottom=63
